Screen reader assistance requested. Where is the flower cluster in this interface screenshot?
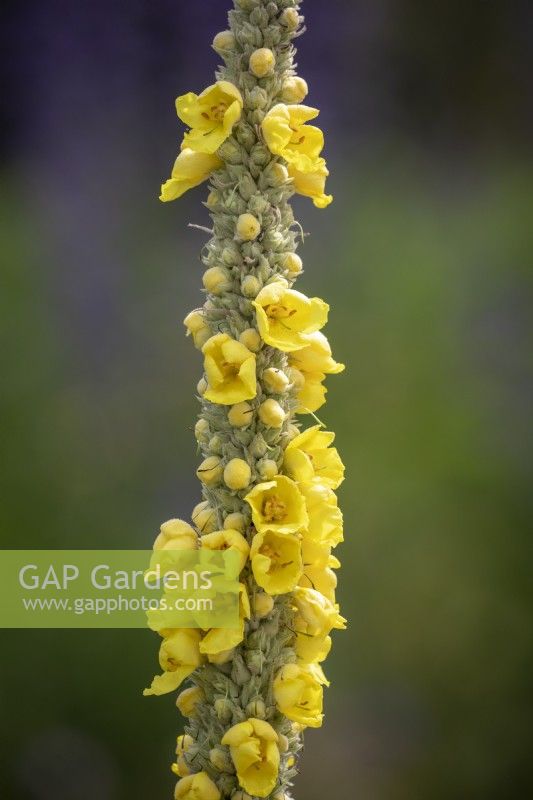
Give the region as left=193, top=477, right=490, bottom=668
left=149, top=2, right=345, bottom=799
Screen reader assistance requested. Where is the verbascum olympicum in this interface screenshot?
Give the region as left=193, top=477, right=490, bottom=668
left=147, top=2, right=345, bottom=798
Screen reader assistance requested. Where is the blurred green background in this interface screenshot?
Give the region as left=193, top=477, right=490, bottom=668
left=1, top=1, right=532, bottom=798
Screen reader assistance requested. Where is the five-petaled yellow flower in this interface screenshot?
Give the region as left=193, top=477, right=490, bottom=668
left=261, top=103, right=324, bottom=173
left=289, top=331, right=344, bottom=413
left=284, top=424, right=345, bottom=489
left=176, top=81, right=243, bottom=154
left=174, top=771, right=221, bottom=800
left=160, top=148, right=223, bottom=202
left=199, top=583, right=250, bottom=658
left=251, top=529, right=303, bottom=595
left=202, top=333, right=257, bottom=405
left=300, top=538, right=339, bottom=603
left=292, top=586, right=346, bottom=639
left=288, top=157, right=333, bottom=208
left=245, top=475, right=308, bottom=534
left=252, top=282, right=329, bottom=352
left=300, top=481, right=344, bottom=547
left=144, top=629, right=204, bottom=696
left=200, top=529, right=250, bottom=573
left=274, top=662, right=326, bottom=728
left=221, top=718, right=280, bottom=798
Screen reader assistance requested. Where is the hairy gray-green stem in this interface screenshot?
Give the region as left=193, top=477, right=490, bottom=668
left=184, top=2, right=305, bottom=798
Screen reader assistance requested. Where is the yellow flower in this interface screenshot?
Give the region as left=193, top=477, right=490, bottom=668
left=250, top=530, right=303, bottom=594
left=184, top=310, right=212, bottom=350
left=273, top=663, right=325, bottom=728
left=288, top=158, right=332, bottom=208
left=261, top=104, right=325, bottom=172
left=154, top=519, right=198, bottom=551
left=295, top=631, right=332, bottom=664
left=202, top=333, right=257, bottom=405
left=200, top=583, right=250, bottom=656
left=284, top=424, right=345, bottom=489
left=289, top=331, right=345, bottom=375
left=291, top=368, right=327, bottom=414
left=245, top=475, right=308, bottom=534
left=221, top=718, right=280, bottom=798
left=176, top=685, right=204, bottom=717
left=172, top=734, right=194, bottom=777
left=300, top=538, right=339, bottom=603
left=292, top=587, right=346, bottom=639
left=200, top=529, right=250, bottom=573
left=174, top=772, right=221, bottom=800
left=144, top=630, right=204, bottom=696
left=176, top=81, right=243, bottom=154
left=160, top=148, right=223, bottom=202
left=252, top=283, right=328, bottom=352
left=289, top=331, right=344, bottom=413
left=300, top=482, right=343, bottom=547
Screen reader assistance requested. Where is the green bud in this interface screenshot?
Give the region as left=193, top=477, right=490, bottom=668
left=249, top=433, right=268, bottom=458
left=246, top=698, right=266, bottom=719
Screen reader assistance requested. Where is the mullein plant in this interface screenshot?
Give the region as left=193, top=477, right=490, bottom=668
left=146, top=2, right=346, bottom=799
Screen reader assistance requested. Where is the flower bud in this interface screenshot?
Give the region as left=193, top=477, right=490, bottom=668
left=244, top=648, right=263, bottom=674
left=245, top=697, right=266, bottom=718
left=228, top=401, right=253, bottom=428
left=236, top=213, right=261, bottom=241
left=191, top=500, right=217, bottom=534
left=268, top=162, right=289, bottom=186
left=212, top=30, right=235, bottom=51
left=247, top=194, right=270, bottom=215
left=238, top=174, right=257, bottom=202
left=184, top=310, right=211, bottom=350
left=253, top=591, right=274, bottom=618
left=218, top=139, right=242, bottom=163
left=203, top=266, right=232, bottom=295
left=248, top=86, right=268, bottom=109
left=209, top=746, right=232, bottom=772
left=176, top=685, right=204, bottom=717
left=241, top=275, right=261, bottom=298
left=214, top=697, right=234, bottom=723
left=154, top=519, right=197, bottom=551
left=256, top=458, right=278, bottom=481
left=208, top=434, right=223, bottom=455
left=262, top=367, right=290, bottom=393
left=221, top=242, right=241, bottom=265
left=239, top=328, right=262, bottom=352
left=249, top=433, right=268, bottom=458
left=206, top=190, right=219, bottom=209
left=196, top=456, right=223, bottom=486
left=286, top=423, right=300, bottom=440
left=278, top=734, right=289, bottom=753
left=196, top=377, right=208, bottom=396
left=250, top=143, right=270, bottom=166
left=280, top=7, right=300, bottom=30
left=224, top=512, right=246, bottom=532
left=194, top=418, right=210, bottom=442
left=259, top=398, right=286, bottom=427
left=249, top=47, right=276, bottom=77
left=284, top=252, right=303, bottom=275
left=281, top=76, right=308, bottom=104
left=223, top=458, right=252, bottom=491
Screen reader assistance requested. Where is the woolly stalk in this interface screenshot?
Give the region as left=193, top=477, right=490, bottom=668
left=147, top=2, right=345, bottom=799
